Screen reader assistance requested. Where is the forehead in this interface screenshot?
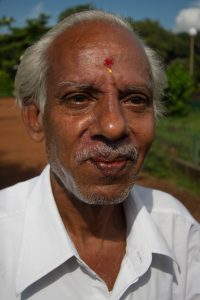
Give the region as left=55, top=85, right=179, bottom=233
left=49, top=20, right=138, bottom=49
left=47, top=21, right=151, bottom=85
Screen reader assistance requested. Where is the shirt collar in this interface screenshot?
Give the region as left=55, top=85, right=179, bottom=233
left=123, top=187, right=178, bottom=277
left=16, top=165, right=79, bottom=295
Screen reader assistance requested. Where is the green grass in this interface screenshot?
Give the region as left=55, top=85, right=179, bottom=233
left=143, top=111, right=200, bottom=196
left=155, top=111, right=200, bottom=165
left=158, top=111, right=200, bottom=133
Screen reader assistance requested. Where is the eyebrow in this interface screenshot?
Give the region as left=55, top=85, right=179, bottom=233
left=119, top=84, right=153, bottom=97
left=57, top=80, right=99, bottom=91
left=57, top=80, right=153, bottom=98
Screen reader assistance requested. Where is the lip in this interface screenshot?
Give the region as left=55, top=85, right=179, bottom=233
left=88, top=157, right=129, bottom=176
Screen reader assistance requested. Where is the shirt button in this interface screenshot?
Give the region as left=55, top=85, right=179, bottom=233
left=136, top=250, right=143, bottom=263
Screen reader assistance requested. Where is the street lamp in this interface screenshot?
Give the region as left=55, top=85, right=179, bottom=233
left=189, top=27, right=197, bottom=76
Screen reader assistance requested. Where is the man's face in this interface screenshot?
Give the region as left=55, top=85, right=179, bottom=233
left=43, top=22, right=155, bottom=205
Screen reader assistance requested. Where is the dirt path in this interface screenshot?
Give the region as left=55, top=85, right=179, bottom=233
left=0, top=98, right=46, bottom=183
left=0, top=98, right=199, bottom=221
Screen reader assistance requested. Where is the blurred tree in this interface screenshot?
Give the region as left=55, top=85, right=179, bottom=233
left=166, top=60, right=194, bottom=115
left=127, top=18, right=176, bottom=63
left=0, top=70, right=14, bottom=96
left=58, top=3, right=95, bottom=21
left=25, top=13, right=51, bottom=42
left=0, top=13, right=50, bottom=82
left=0, top=16, right=15, bottom=31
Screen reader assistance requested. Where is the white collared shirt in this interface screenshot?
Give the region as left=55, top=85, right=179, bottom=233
left=0, top=166, right=200, bottom=299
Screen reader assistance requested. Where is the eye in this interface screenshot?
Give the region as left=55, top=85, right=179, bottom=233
left=129, top=95, right=148, bottom=104
left=65, top=93, right=88, bottom=103
left=60, top=93, right=94, bottom=109
left=122, top=94, right=151, bottom=111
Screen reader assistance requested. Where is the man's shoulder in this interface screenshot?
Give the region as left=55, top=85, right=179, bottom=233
left=133, top=184, right=197, bottom=225
left=0, top=176, right=39, bottom=219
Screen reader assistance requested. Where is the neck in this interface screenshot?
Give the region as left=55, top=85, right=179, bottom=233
left=50, top=170, right=127, bottom=291
left=50, top=171, right=126, bottom=243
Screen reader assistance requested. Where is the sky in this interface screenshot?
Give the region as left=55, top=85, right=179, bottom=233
left=0, top=0, right=200, bottom=33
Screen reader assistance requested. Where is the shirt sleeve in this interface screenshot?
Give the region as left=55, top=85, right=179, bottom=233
left=186, top=223, right=200, bottom=300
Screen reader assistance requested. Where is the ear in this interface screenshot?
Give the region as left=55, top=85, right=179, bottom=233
left=22, top=104, right=45, bottom=142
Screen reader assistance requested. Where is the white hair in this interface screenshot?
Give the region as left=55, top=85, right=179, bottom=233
left=15, top=10, right=167, bottom=117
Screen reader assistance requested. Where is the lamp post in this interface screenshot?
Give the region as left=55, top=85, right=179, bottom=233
left=189, top=27, right=197, bottom=76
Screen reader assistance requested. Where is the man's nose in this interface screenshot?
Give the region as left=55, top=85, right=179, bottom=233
left=90, top=96, right=129, bottom=141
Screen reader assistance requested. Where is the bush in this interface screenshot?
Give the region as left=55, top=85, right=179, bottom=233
left=165, top=61, right=194, bottom=116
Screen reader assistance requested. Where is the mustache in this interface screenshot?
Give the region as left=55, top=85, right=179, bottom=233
left=76, top=144, right=138, bottom=163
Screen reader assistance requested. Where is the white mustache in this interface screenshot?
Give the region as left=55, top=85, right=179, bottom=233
left=76, top=144, right=138, bottom=163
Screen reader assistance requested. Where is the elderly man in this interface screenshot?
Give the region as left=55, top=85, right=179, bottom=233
left=0, top=10, right=199, bottom=300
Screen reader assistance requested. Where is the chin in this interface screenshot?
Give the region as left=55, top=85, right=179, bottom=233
left=69, top=180, right=134, bottom=206
left=50, top=156, right=136, bottom=206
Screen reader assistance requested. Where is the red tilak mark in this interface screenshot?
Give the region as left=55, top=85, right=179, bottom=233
left=104, top=58, right=114, bottom=68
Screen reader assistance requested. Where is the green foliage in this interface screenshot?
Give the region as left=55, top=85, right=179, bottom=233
left=58, top=3, right=95, bottom=22
left=0, top=16, right=15, bottom=31
left=0, top=13, right=50, bottom=82
left=25, top=13, right=51, bottom=40
left=194, top=54, right=200, bottom=85
left=174, top=33, right=190, bottom=59
left=126, top=18, right=190, bottom=64
left=0, top=70, right=14, bottom=96
left=128, top=18, right=174, bottom=63
left=165, top=61, right=194, bottom=115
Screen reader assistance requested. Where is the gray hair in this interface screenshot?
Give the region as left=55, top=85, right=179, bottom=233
left=15, top=10, right=167, bottom=117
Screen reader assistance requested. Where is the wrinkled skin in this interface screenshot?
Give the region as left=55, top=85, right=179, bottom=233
left=43, top=21, right=156, bottom=205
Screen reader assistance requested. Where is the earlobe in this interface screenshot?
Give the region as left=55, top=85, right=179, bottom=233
left=22, top=104, right=45, bottom=142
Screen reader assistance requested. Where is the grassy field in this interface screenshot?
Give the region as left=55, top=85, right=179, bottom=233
left=143, top=111, right=200, bottom=196
left=160, top=111, right=200, bottom=132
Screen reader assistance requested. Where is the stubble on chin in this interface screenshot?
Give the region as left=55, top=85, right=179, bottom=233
left=51, top=164, right=136, bottom=206
left=47, top=142, right=138, bottom=206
